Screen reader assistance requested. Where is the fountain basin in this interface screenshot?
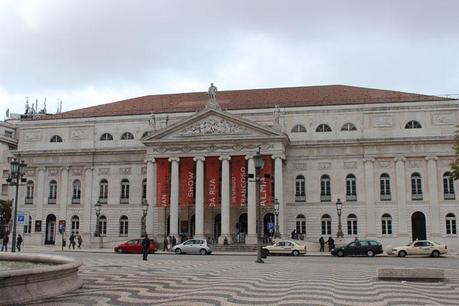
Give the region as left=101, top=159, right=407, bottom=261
left=0, top=253, right=83, bottom=305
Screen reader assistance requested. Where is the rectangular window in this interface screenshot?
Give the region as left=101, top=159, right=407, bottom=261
left=2, top=170, right=9, bottom=178
left=1, top=184, right=8, bottom=195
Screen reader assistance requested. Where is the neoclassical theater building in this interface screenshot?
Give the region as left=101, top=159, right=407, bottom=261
left=10, top=84, right=459, bottom=249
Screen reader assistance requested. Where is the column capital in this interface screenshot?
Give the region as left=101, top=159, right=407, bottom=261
left=363, top=157, right=375, bottom=163
left=84, top=167, right=94, bottom=173
left=219, top=156, right=231, bottom=161
left=60, top=166, right=70, bottom=173
left=425, top=155, right=438, bottom=162
left=144, top=158, right=156, bottom=164
left=394, top=156, right=406, bottom=163
left=168, top=157, right=180, bottom=163
left=37, top=167, right=46, bottom=172
left=272, top=154, right=286, bottom=160
left=245, top=154, right=254, bottom=160
left=193, top=156, right=206, bottom=162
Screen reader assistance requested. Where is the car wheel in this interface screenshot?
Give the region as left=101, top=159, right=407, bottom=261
left=292, top=250, right=300, bottom=256
left=337, top=250, right=344, bottom=257
left=431, top=250, right=440, bottom=258
left=175, top=248, right=182, bottom=255
left=398, top=250, right=407, bottom=257
left=200, top=249, right=207, bottom=255
left=367, top=250, right=375, bottom=257
left=116, top=248, right=123, bottom=254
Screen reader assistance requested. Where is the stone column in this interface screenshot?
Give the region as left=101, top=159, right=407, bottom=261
left=59, top=167, right=69, bottom=222
left=194, top=156, right=205, bottom=239
left=82, top=167, right=93, bottom=237
left=245, top=155, right=257, bottom=244
left=146, top=159, right=156, bottom=236
left=35, top=167, right=45, bottom=221
left=219, top=156, right=231, bottom=244
left=363, top=158, right=376, bottom=237
left=169, top=157, right=180, bottom=239
left=426, top=156, right=440, bottom=237
left=394, top=156, right=408, bottom=237
left=273, top=155, right=285, bottom=237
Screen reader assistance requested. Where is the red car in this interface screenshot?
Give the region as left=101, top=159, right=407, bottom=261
left=114, top=239, right=158, bottom=254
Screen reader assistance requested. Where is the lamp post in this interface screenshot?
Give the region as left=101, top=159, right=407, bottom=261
left=273, top=198, right=280, bottom=238
left=336, top=198, right=344, bottom=238
left=141, top=199, right=148, bottom=237
left=95, top=201, right=102, bottom=248
left=253, top=149, right=264, bottom=263
left=6, top=158, right=27, bottom=253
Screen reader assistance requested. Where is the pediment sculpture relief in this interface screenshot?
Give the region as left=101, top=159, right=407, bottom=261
left=180, top=118, right=246, bottom=136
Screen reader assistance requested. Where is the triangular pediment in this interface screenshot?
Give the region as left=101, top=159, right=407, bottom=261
left=143, top=108, right=285, bottom=143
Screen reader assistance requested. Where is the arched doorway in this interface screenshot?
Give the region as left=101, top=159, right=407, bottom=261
left=45, top=214, right=56, bottom=245
left=264, top=213, right=275, bottom=237
left=190, top=214, right=195, bottom=238
left=238, top=213, right=247, bottom=234
left=411, top=211, right=426, bottom=241
left=214, top=214, right=221, bottom=241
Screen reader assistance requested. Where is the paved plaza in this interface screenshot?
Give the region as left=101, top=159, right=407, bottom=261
left=23, top=250, right=459, bottom=306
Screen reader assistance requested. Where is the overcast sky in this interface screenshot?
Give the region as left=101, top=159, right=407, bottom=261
left=1, top=0, right=458, bottom=116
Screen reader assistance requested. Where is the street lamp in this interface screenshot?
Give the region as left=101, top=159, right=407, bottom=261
left=6, top=158, right=27, bottom=253
left=95, top=201, right=103, bottom=248
left=253, top=148, right=264, bottom=264
left=141, top=199, right=148, bottom=237
left=336, top=198, right=344, bottom=238
left=273, top=198, right=280, bottom=238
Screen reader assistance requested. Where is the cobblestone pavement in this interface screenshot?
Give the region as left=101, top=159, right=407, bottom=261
left=30, top=253, right=459, bottom=306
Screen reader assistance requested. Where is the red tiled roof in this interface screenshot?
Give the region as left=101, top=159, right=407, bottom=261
left=37, top=85, right=453, bottom=120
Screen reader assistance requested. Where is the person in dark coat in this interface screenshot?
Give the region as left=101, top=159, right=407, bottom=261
left=163, top=236, right=168, bottom=251
left=172, top=235, right=177, bottom=247
left=16, top=234, right=23, bottom=252
left=69, top=234, right=76, bottom=249
left=1, top=232, right=9, bottom=252
left=327, top=237, right=335, bottom=251
left=291, top=229, right=297, bottom=239
left=142, top=235, right=151, bottom=261
left=319, top=236, right=325, bottom=252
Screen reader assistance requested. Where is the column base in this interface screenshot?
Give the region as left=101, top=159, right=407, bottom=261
left=245, top=234, right=257, bottom=245
left=218, top=235, right=232, bottom=245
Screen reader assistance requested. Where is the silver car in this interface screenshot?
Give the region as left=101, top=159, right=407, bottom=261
left=172, top=239, right=212, bottom=255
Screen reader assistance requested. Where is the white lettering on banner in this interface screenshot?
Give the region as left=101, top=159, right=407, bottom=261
left=208, top=178, right=216, bottom=207
left=187, top=171, right=194, bottom=198
left=161, top=194, right=168, bottom=206
left=231, top=175, right=236, bottom=204
left=240, top=166, right=246, bottom=206
left=260, top=177, right=267, bottom=206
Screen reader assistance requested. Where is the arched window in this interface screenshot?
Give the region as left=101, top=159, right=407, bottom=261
left=316, top=124, right=332, bottom=132
left=341, top=123, right=357, bottom=131
left=120, top=179, right=130, bottom=203
left=296, top=214, right=306, bottom=234
left=405, top=120, right=422, bottom=129
left=381, top=213, right=392, bottom=235
left=443, top=172, right=455, bottom=200
left=295, top=175, right=305, bottom=199
left=411, top=172, right=423, bottom=200
left=119, top=215, right=128, bottom=236
left=320, top=175, right=331, bottom=201
left=25, top=180, right=34, bottom=204
left=321, top=214, right=331, bottom=235
left=48, top=180, right=57, bottom=203
left=142, top=178, right=147, bottom=201
left=50, top=135, right=63, bottom=143
left=446, top=213, right=457, bottom=235
left=380, top=173, right=391, bottom=201
left=71, top=215, right=80, bottom=234
left=346, top=174, right=357, bottom=201
left=120, top=132, right=134, bottom=140
left=347, top=214, right=358, bottom=235
left=291, top=124, right=307, bottom=133
left=99, top=179, right=108, bottom=202
left=99, top=215, right=107, bottom=236
left=72, top=180, right=81, bottom=203
left=100, top=133, right=113, bottom=141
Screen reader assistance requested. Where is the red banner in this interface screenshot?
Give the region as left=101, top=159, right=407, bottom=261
left=179, top=157, right=195, bottom=207
left=156, top=158, right=170, bottom=207
left=205, top=157, right=220, bottom=208
left=231, top=156, right=247, bottom=207
left=260, top=155, right=273, bottom=207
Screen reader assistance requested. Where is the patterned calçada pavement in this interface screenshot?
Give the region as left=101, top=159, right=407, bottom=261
left=31, top=254, right=459, bottom=306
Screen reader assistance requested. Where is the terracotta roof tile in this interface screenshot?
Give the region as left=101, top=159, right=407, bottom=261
left=37, top=85, right=453, bottom=120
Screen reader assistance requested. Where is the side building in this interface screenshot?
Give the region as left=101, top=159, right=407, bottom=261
left=8, top=85, right=459, bottom=250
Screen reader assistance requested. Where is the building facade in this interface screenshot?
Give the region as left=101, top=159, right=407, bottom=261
left=7, top=85, right=459, bottom=249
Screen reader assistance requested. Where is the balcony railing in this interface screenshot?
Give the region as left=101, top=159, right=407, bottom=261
left=72, top=197, right=81, bottom=204
left=346, top=195, right=357, bottom=202
left=120, top=197, right=129, bottom=204
left=320, top=195, right=331, bottom=202
left=295, top=195, right=306, bottom=202
left=98, top=197, right=107, bottom=204
left=25, top=197, right=33, bottom=205
left=411, top=193, right=423, bottom=201
left=48, top=198, right=56, bottom=204
left=444, top=193, right=456, bottom=200
left=380, top=194, right=391, bottom=201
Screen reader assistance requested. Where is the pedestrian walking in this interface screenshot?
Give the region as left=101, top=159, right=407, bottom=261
left=69, top=234, right=76, bottom=249
left=172, top=235, right=177, bottom=247
left=319, top=236, right=325, bottom=252
left=142, top=234, right=151, bottom=261
left=77, top=234, right=83, bottom=248
left=167, top=236, right=172, bottom=251
left=163, top=236, right=167, bottom=251
left=291, top=229, right=297, bottom=239
left=16, top=234, right=23, bottom=252
left=327, top=237, right=335, bottom=252
left=1, top=232, right=9, bottom=252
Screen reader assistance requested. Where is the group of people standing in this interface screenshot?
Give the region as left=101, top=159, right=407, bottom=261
left=67, top=233, right=83, bottom=249
left=319, top=236, right=335, bottom=252
left=162, top=235, right=177, bottom=251
left=1, top=232, right=23, bottom=252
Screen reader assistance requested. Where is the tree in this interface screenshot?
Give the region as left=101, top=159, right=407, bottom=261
left=0, top=199, right=12, bottom=236
left=452, top=126, right=459, bottom=180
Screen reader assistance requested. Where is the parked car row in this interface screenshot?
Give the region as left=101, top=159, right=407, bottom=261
left=113, top=238, right=448, bottom=258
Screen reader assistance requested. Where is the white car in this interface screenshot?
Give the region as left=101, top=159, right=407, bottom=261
left=172, top=239, right=212, bottom=255
left=263, top=240, right=306, bottom=256
left=390, top=240, right=447, bottom=257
